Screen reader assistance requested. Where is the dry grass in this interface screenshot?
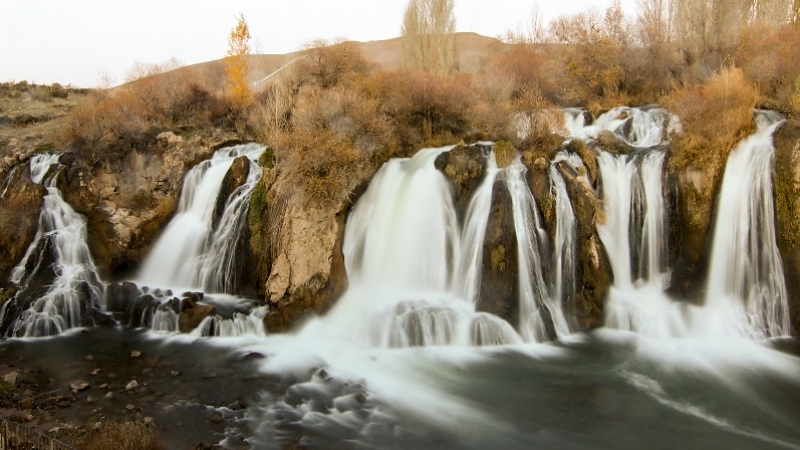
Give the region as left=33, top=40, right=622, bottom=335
left=81, top=421, right=164, bottom=450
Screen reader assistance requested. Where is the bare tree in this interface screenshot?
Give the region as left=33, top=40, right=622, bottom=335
left=401, top=0, right=457, bottom=75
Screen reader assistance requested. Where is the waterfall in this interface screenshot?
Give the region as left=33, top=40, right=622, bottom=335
left=453, top=152, right=498, bottom=303
left=0, top=154, right=104, bottom=337
left=705, top=113, right=790, bottom=339
left=138, top=143, right=264, bottom=292
left=192, top=305, right=269, bottom=337
left=506, top=158, right=570, bottom=341
left=1, top=165, right=19, bottom=198
left=565, top=106, right=675, bottom=148
left=597, top=151, right=669, bottom=290
left=598, top=150, right=681, bottom=337
left=195, top=153, right=264, bottom=293
left=549, top=152, right=579, bottom=328
left=316, top=147, right=522, bottom=347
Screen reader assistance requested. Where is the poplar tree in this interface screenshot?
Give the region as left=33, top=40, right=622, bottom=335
left=226, top=13, right=252, bottom=110
left=401, top=0, right=457, bottom=75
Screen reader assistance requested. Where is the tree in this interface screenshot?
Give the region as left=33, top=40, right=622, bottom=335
left=226, top=13, right=252, bottom=110
left=401, top=0, right=457, bottom=75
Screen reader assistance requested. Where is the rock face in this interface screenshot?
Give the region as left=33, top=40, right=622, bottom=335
left=249, top=164, right=367, bottom=333
left=773, top=119, right=800, bottom=334
left=433, top=144, right=488, bottom=221
left=213, top=155, right=250, bottom=230
left=664, top=161, right=717, bottom=302
left=556, top=161, right=613, bottom=329
left=57, top=132, right=238, bottom=277
left=0, top=162, right=46, bottom=281
left=477, top=177, right=520, bottom=328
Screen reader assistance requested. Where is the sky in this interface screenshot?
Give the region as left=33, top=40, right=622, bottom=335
left=0, top=0, right=636, bottom=88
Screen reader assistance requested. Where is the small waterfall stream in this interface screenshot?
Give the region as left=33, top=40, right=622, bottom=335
left=138, top=143, right=264, bottom=292
left=0, top=154, right=104, bottom=337
left=705, top=113, right=790, bottom=339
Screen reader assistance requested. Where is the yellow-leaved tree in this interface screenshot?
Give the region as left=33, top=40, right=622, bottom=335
left=226, top=13, right=252, bottom=111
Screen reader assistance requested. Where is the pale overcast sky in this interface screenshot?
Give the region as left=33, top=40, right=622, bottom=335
left=0, top=0, right=636, bottom=88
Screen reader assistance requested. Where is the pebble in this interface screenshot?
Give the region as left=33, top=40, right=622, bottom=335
left=125, top=380, right=139, bottom=391
left=209, top=411, right=223, bottom=424
left=85, top=355, right=94, bottom=361
left=99, top=383, right=108, bottom=389
left=171, top=370, right=181, bottom=377
left=126, top=404, right=136, bottom=411
left=70, top=380, right=90, bottom=392
left=90, top=369, right=100, bottom=376
left=130, top=350, right=142, bottom=358
left=143, top=417, right=155, bottom=427
left=105, top=392, right=114, bottom=400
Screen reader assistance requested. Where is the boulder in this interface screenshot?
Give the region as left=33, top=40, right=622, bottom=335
left=178, top=298, right=216, bottom=333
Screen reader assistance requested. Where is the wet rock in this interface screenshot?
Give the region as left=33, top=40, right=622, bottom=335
left=2, top=370, right=19, bottom=386
left=130, top=350, right=141, bottom=358
left=178, top=298, right=215, bottom=333
left=434, top=143, right=489, bottom=221
left=0, top=162, right=46, bottom=282
left=105, top=392, right=114, bottom=400
left=143, top=416, right=155, bottom=427
left=90, top=368, right=100, bottom=376
left=243, top=352, right=265, bottom=361
left=126, top=403, right=136, bottom=411
left=125, top=380, right=139, bottom=391
left=774, top=119, right=800, bottom=334
left=557, top=162, right=612, bottom=329
left=477, top=177, right=519, bottom=327
left=85, top=354, right=94, bottom=361
left=171, top=370, right=182, bottom=377
left=70, top=380, right=90, bottom=392
left=209, top=411, right=224, bottom=424
left=213, top=155, right=250, bottom=230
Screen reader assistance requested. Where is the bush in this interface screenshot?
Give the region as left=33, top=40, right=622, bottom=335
left=664, top=66, right=757, bottom=173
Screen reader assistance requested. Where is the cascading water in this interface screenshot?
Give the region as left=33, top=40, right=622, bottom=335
left=549, top=151, right=579, bottom=328
left=506, top=157, right=571, bottom=341
left=598, top=150, right=669, bottom=290
left=704, top=112, right=790, bottom=339
left=311, top=147, right=522, bottom=348
left=0, top=154, right=104, bottom=337
left=597, top=149, right=683, bottom=337
left=452, top=151, right=498, bottom=303
left=138, top=143, right=265, bottom=292
left=565, top=106, right=675, bottom=148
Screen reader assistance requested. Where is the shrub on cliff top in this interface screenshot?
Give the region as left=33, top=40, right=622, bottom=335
left=664, top=66, right=757, bottom=173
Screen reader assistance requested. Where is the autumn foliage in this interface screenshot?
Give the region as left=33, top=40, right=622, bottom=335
left=225, top=13, right=252, bottom=111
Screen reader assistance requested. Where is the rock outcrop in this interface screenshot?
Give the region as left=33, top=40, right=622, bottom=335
left=556, top=160, right=613, bottom=329
left=433, top=143, right=488, bottom=221
left=0, top=162, right=46, bottom=281
left=773, top=119, right=800, bottom=334
left=477, top=177, right=520, bottom=328
left=57, top=131, right=238, bottom=277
